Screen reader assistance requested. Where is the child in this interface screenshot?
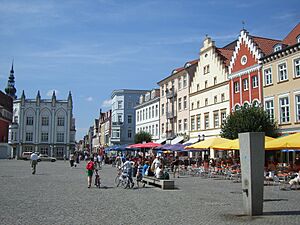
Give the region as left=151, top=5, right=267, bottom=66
left=86, top=157, right=95, bottom=188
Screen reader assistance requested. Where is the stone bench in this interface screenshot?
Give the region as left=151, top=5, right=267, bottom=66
left=142, top=176, right=175, bottom=190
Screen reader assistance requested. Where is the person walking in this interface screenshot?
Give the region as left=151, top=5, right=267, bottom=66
left=86, top=157, right=95, bottom=188
left=121, top=158, right=134, bottom=188
left=30, top=152, right=38, bottom=174
left=172, top=156, right=180, bottom=178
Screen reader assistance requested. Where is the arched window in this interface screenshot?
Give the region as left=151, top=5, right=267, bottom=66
left=234, top=104, right=241, bottom=111
left=273, top=44, right=282, bottom=52
left=252, top=100, right=260, bottom=108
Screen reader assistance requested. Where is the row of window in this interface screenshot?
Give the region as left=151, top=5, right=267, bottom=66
left=24, top=116, right=65, bottom=126
left=161, top=74, right=188, bottom=97
left=265, top=95, right=300, bottom=124
left=25, top=132, right=65, bottom=142
left=190, top=111, right=227, bottom=131
left=137, top=105, right=159, bottom=122
left=264, top=59, right=300, bottom=85
left=23, top=147, right=65, bottom=156
left=137, top=124, right=159, bottom=137
left=191, top=93, right=226, bottom=110
left=161, top=119, right=188, bottom=134
left=234, top=75, right=258, bottom=93
left=161, top=96, right=188, bottom=115
left=111, top=129, right=133, bottom=139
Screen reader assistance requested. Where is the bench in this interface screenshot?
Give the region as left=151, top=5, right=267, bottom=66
left=142, top=176, right=175, bottom=190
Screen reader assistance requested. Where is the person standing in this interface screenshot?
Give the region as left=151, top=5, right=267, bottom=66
left=172, top=156, right=180, bottom=178
left=30, top=152, right=38, bottom=174
left=69, top=153, right=75, bottom=167
left=86, top=157, right=95, bottom=188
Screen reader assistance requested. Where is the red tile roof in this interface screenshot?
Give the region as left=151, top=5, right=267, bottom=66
left=283, top=22, right=300, bottom=46
left=186, top=59, right=198, bottom=65
left=216, top=48, right=233, bottom=66
left=250, top=36, right=282, bottom=56
left=172, top=67, right=184, bottom=74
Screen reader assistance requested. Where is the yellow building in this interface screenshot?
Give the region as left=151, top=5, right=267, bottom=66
left=262, top=23, right=300, bottom=135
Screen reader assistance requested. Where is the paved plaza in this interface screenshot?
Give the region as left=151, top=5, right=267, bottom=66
left=0, top=160, right=300, bottom=225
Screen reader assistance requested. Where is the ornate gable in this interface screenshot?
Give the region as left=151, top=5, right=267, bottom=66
left=229, top=30, right=263, bottom=74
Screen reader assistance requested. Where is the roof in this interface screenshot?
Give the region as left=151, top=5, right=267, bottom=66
left=250, top=35, right=282, bottom=56
left=216, top=48, right=233, bottom=66
left=222, top=40, right=237, bottom=50
left=283, top=22, right=300, bottom=46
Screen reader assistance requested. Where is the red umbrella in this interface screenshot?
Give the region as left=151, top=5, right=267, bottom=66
left=127, top=142, right=161, bottom=149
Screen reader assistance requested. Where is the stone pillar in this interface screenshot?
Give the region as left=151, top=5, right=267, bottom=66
left=239, top=132, right=265, bottom=216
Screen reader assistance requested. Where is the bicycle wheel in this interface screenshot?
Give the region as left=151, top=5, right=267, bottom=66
left=115, top=176, right=121, bottom=187
left=123, top=177, right=130, bottom=189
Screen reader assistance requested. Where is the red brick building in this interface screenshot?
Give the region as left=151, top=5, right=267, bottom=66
left=0, top=91, right=13, bottom=143
left=228, top=29, right=280, bottom=111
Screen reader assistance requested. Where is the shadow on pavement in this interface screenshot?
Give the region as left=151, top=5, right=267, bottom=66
left=263, top=210, right=300, bottom=216
left=264, top=198, right=288, bottom=202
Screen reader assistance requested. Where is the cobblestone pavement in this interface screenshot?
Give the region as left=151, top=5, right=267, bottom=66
left=0, top=160, right=300, bottom=225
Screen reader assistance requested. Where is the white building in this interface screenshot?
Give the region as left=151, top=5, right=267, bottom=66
left=8, top=91, right=76, bottom=159
left=135, top=89, right=160, bottom=142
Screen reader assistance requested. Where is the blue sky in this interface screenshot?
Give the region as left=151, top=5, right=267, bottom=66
left=0, top=0, right=299, bottom=140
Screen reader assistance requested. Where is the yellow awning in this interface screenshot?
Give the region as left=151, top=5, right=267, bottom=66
left=185, top=137, right=230, bottom=150
left=211, top=136, right=275, bottom=150
left=265, top=133, right=300, bottom=150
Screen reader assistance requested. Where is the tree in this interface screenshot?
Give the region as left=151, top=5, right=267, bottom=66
left=134, top=131, right=152, bottom=144
left=221, top=106, right=280, bottom=140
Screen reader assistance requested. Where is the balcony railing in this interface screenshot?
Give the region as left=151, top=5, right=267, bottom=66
left=166, top=111, right=177, bottom=119
left=112, top=121, right=123, bottom=126
left=166, top=130, right=176, bottom=140
left=166, top=90, right=177, bottom=99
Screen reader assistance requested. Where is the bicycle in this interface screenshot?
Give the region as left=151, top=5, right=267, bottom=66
left=115, top=169, right=131, bottom=189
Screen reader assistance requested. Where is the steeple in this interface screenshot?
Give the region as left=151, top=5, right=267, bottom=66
left=51, top=90, right=56, bottom=107
left=36, top=90, right=41, bottom=106
left=67, top=91, right=72, bottom=108
left=5, top=61, right=17, bottom=99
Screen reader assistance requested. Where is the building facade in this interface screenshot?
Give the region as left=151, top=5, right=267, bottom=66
left=135, top=89, right=160, bottom=142
left=8, top=91, right=76, bottom=159
left=99, top=109, right=111, bottom=147
left=262, top=23, right=300, bottom=134
left=228, top=29, right=279, bottom=111
left=189, top=37, right=232, bottom=142
left=158, top=60, right=198, bottom=144
left=110, top=89, right=148, bottom=145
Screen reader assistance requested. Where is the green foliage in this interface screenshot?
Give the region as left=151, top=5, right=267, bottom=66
left=134, top=131, right=152, bottom=144
left=220, top=106, right=280, bottom=140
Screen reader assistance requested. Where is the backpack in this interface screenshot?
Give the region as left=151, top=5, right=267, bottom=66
left=86, top=162, right=94, bottom=170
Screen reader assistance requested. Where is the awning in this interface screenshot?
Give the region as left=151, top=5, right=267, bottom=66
left=171, top=136, right=184, bottom=145
left=154, top=138, right=166, bottom=144
left=183, top=138, right=199, bottom=145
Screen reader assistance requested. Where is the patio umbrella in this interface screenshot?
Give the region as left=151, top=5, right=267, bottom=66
left=185, top=137, right=230, bottom=150
left=169, top=143, right=185, bottom=152
left=265, top=133, right=300, bottom=150
left=127, top=142, right=161, bottom=149
left=212, top=136, right=275, bottom=150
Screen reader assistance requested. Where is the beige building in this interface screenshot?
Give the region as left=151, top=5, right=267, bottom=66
left=157, top=60, right=198, bottom=144
left=262, top=23, right=300, bottom=135
left=190, top=37, right=233, bottom=137
left=189, top=37, right=233, bottom=158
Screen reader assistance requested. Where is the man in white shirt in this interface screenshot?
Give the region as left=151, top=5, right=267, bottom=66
left=30, top=152, right=38, bottom=174
left=121, top=158, right=134, bottom=188
left=152, top=156, right=161, bottom=171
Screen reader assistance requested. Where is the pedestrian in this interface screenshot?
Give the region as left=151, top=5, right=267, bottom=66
left=121, top=158, right=134, bottom=188
left=30, top=152, right=38, bottom=174
left=69, top=153, right=75, bottom=167
left=171, top=156, right=180, bottom=178
left=86, top=157, right=95, bottom=188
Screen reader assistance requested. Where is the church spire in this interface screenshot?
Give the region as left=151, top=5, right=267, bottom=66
left=5, top=60, right=17, bottom=99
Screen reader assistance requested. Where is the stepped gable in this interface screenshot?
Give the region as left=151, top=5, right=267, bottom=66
left=283, top=22, right=300, bottom=46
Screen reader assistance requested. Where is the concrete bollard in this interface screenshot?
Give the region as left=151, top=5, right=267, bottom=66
left=239, top=132, right=265, bottom=216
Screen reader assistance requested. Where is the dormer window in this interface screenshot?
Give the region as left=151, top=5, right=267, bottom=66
left=273, top=44, right=282, bottom=52
left=297, top=35, right=300, bottom=43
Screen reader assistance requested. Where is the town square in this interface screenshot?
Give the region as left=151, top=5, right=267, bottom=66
left=0, top=0, right=300, bottom=224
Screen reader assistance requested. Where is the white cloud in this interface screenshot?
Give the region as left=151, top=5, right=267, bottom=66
left=86, top=96, right=93, bottom=102
left=46, top=89, right=59, bottom=97
left=101, top=99, right=112, bottom=108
